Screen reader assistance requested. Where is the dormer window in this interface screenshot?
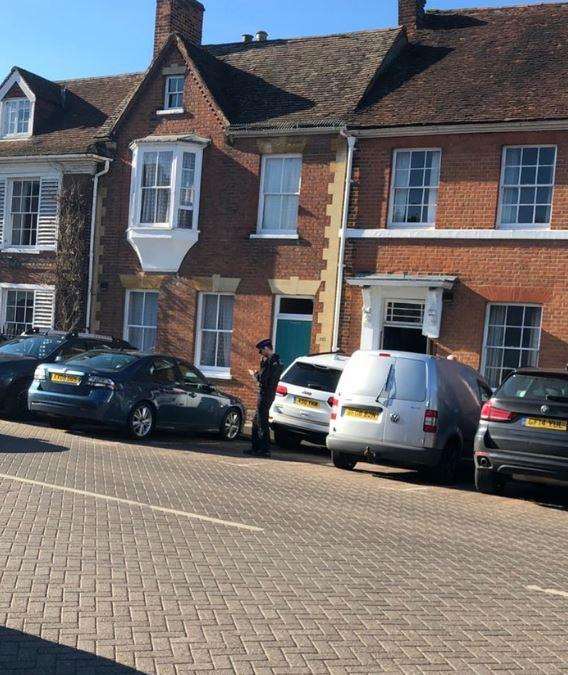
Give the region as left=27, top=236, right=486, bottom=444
left=1, top=98, right=31, bottom=137
left=164, top=75, right=184, bottom=111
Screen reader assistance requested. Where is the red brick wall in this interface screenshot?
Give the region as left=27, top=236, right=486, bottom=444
left=341, top=131, right=568, bottom=374
left=97, top=43, right=337, bottom=408
left=154, top=0, right=204, bottom=55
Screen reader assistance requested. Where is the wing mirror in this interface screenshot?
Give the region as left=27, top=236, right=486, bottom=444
left=54, top=355, right=65, bottom=363
left=199, top=383, right=215, bottom=394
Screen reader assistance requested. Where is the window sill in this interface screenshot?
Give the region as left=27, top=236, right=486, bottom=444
left=156, top=108, right=185, bottom=116
left=0, top=133, right=32, bottom=141
left=250, top=232, right=299, bottom=240
left=199, top=369, right=232, bottom=381
left=1, top=247, right=55, bottom=255
left=346, top=228, right=568, bottom=240
left=387, top=223, right=435, bottom=229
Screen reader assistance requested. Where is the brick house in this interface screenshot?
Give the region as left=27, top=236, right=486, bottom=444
left=339, top=0, right=568, bottom=389
left=90, top=0, right=406, bottom=406
left=0, top=65, right=140, bottom=337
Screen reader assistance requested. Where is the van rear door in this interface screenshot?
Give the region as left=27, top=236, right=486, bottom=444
left=334, top=352, right=392, bottom=443
left=380, top=357, right=429, bottom=449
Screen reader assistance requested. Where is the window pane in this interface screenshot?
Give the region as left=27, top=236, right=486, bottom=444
left=522, top=147, right=539, bottom=165
left=143, top=293, right=158, bottom=326
left=218, top=296, right=234, bottom=330
left=390, top=150, right=440, bottom=226
left=394, top=170, right=409, bottom=188
left=262, top=195, right=282, bottom=230
left=264, top=158, right=283, bottom=193
left=142, top=152, right=157, bottom=187
left=156, top=189, right=170, bottom=223
left=539, top=147, right=556, bottom=165
left=282, top=157, right=301, bottom=193
left=201, top=331, right=217, bottom=366
left=281, top=195, right=300, bottom=230
left=505, top=148, right=522, bottom=166
left=128, top=292, right=145, bottom=325
left=157, top=152, right=173, bottom=186
left=202, top=294, right=218, bottom=329
left=216, top=332, right=232, bottom=368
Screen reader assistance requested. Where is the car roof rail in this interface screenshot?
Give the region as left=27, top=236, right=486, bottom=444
left=305, top=350, right=346, bottom=357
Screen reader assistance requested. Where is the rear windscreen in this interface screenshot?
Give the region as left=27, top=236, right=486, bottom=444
left=386, top=358, right=427, bottom=402
left=282, top=362, right=342, bottom=393
left=339, top=354, right=426, bottom=402
left=499, top=374, right=568, bottom=402
left=65, top=351, right=138, bottom=372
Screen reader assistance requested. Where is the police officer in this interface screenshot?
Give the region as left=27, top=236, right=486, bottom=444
left=246, top=339, right=283, bottom=457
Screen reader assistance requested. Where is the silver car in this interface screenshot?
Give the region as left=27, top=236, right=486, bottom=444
left=327, top=350, right=492, bottom=482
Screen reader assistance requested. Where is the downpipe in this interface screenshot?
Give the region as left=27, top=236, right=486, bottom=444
left=85, top=159, right=111, bottom=331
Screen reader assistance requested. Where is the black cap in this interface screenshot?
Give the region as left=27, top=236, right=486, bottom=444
left=256, top=339, right=273, bottom=351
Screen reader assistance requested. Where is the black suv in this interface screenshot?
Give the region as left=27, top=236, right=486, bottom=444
left=0, top=330, right=132, bottom=417
left=474, top=368, right=568, bottom=494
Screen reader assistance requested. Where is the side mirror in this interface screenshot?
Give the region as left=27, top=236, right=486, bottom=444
left=199, top=383, right=214, bottom=394
left=54, top=355, right=64, bottom=363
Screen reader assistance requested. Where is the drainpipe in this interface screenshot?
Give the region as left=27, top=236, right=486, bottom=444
left=332, top=128, right=357, bottom=352
left=85, top=159, right=111, bottom=332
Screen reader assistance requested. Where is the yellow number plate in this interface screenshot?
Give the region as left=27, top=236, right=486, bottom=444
left=525, top=417, right=567, bottom=432
left=296, top=397, right=319, bottom=409
left=51, top=373, right=81, bottom=385
left=345, top=408, right=379, bottom=421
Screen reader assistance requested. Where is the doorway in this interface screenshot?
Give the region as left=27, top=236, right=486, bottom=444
left=382, top=300, right=428, bottom=354
left=273, top=296, right=314, bottom=367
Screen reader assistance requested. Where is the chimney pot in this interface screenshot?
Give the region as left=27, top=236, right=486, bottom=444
left=242, top=33, right=253, bottom=43
left=255, top=30, right=268, bottom=42
left=154, top=0, right=205, bottom=57
left=398, top=0, right=426, bottom=37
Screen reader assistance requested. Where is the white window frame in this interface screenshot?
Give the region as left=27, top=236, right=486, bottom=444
left=384, top=299, right=425, bottom=329
left=162, top=75, right=185, bottom=113
left=129, top=142, right=203, bottom=231
left=271, top=295, right=314, bottom=347
left=387, top=148, right=442, bottom=229
left=0, top=72, right=35, bottom=140
left=123, top=290, right=159, bottom=352
left=496, top=145, right=557, bottom=230
left=5, top=177, right=40, bottom=248
left=195, top=292, right=235, bottom=380
left=255, top=154, right=302, bottom=238
left=0, top=283, right=55, bottom=335
left=481, top=302, right=543, bottom=388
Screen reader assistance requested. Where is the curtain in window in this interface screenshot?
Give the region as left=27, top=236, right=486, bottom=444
left=127, top=291, right=158, bottom=351
left=261, top=157, right=301, bottom=232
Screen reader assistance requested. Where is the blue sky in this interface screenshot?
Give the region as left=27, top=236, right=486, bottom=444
left=0, top=0, right=559, bottom=81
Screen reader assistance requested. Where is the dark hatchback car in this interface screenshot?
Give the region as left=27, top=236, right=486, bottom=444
left=28, top=350, right=245, bottom=441
left=474, top=368, right=568, bottom=494
left=0, top=330, right=132, bottom=417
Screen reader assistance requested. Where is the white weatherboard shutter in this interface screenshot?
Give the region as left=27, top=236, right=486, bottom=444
left=37, top=178, right=60, bottom=248
left=33, top=289, right=55, bottom=330
left=0, top=179, right=6, bottom=246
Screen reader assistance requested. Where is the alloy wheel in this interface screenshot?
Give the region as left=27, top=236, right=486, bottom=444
left=223, top=410, right=242, bottom=440
left=131, top=404, right=153, bottom=438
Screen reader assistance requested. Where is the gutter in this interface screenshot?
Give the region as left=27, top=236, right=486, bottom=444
left=0, top=153, right=112, bottom=164
left=332, top=128, right=357, bottom=352
left=86, top=159, right=111, bottom=331
left=228, top=125, right=345, bottom=139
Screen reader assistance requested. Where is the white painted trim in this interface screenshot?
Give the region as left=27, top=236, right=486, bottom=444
left=351, top=118, right=568, bottom=138
left=0, top=71, right=36, bottom=141
left=387, top=148, right=442, bottom=229
left=194, top=292, right=235, bottom=379
left=156, top=108, right=185, bottom=116
left=496, top=145, right=557, bottom=230
left=0, top=154, right=109, bottom=165
left=122, top=289, right=159, bottom=348
left=0, top=282, right=54, bottom=291
left=345, top=228, right=568, bottom=240
left=256, top=154, right=302, bottom=235
left=0, top=283, right=56, bottom=331
left=249, top=233, right=299, bottom=240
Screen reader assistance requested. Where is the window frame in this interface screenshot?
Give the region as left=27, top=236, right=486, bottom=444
left=387, top=148, right=442, bottom=229
left=6, top=177, right=40, bottom=248
left=195, top=292, right=235, bottom=380
left=163, top=75, right=185, bottom=112
left=496, top=145, right=557, bottom=230
left=256, top=154, right=302, bottom=238
left=123, top=289, right=159, bottom=352
left=481, top=302, right=543, bottom=388
left=1, top=97, right=33, bottom=139
left=130, top=142, right=203, bottom=231
left=0, top=283, right=55, bottom=336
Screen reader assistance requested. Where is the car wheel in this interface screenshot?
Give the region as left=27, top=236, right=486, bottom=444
left=437, top=439, right=462, bottom=485
left=273, top=428, right=299, bottom=449
left=128, top=402, right=155, bottom=440
left=220, top=408, right=242, bottom=441
left=475, top=466, right=506, bottom=495
left=5, top=385, right=29, bottom=419
left=331, top=451, right=357, bottom=471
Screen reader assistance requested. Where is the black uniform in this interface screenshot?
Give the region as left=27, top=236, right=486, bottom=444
left=251, top=353, right=283, bottom=455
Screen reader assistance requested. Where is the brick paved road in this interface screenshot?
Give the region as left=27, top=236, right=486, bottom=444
left=0, top=419, right=567, bottom=673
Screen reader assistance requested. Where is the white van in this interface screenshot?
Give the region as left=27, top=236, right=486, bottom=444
left=327, top=350, right=492, bottom=482
left=270, top=353, right=349, bottom=447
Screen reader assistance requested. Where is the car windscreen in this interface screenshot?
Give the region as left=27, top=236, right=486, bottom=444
left=0, top=336, right=64, bottom=359
left=282, top=362, right=343, bottom=393
left=498, top=373, right=568, bottom=402
left=65, top=351, right=138, bottom=372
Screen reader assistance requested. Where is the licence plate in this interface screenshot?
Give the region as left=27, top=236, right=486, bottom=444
left=525, top=417, right=567, bottom=432
left=344, top=408, right=379, bottom=421
left=296, top=397, right=319, bottom=409
left=51, top=372, right=82, bottom=385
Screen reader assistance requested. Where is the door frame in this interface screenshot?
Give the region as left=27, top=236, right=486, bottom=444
left=272, top=295, right=314, bottom=350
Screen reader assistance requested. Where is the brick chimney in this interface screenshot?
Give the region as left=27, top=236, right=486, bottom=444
left=154, top=0, right=205, bottom=56
left=398, top=0, right=426, bottom=36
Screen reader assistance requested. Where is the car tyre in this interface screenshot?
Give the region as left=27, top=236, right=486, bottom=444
left=128, top=402, right=155, bottom=440
left=331, top=451, right=357, bottom=471
left=273, top=427, right=299, bottom=449
left=220, top=408, right=243, bottom=441
left=475, top=467, right=506, bottom=495
left=4, top=385, right=29, bottom=419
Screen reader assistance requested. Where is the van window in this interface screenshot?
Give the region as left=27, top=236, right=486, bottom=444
left=282, top=362, right=342, bottom=393
left=339, top=354, right=392, bottom=397
left=386, top=358, right=427, bottom=402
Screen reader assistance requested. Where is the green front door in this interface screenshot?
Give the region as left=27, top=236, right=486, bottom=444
left=275, top=318, right=312, bottom=368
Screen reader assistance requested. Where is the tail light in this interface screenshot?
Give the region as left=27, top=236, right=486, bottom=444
left=330, top=396, right=339, bottom=420
left=276, top=384, right=287, bottom=397
left=423, top=409, right=438, bottom=433
left=480, top=402, right=515, bottom=422
left=87, top=375, right=116, bottom=390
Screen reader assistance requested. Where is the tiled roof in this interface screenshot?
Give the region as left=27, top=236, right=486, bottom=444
left=0, top=71, right=143, bottom=158
left=352, top=3, right=568, bottom=128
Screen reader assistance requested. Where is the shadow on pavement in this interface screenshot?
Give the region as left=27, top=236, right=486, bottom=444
left=0, top=433, right=67, bottom=454
left=0, top=625, right=142, bottom=674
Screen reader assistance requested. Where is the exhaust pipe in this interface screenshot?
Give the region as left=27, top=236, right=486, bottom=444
left=478, top=456, right=491, bottom=469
